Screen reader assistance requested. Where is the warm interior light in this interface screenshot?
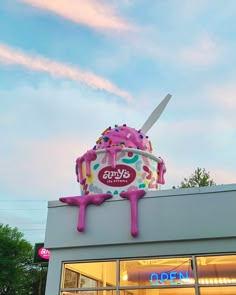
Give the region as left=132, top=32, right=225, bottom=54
left=181, top=278, right=195, bottom=284
left=122, top=271, right=128, bottom=281
left=198, top=277, right=236, bottom=284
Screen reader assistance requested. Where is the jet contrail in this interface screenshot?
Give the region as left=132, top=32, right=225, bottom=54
left=0, top=43, right=131, bottom=101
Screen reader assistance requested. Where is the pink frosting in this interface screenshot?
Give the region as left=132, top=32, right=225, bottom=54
left=120, top=189, right=146, bottom=237
left=76, top=150, right=97, bottom=184
left=60, top=194, right=112, bottom=232
left=95, top=125, right=152, bottom=152
left=157, top=158, right=166, bottom=184
left=60, top=190, right=145, bottom=237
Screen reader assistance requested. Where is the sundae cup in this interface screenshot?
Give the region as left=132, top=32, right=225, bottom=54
left=75, top=124, right=166, bottom=196
left=75, top=94, right=171, bottom=196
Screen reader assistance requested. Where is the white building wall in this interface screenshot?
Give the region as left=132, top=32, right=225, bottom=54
left=44, top=184, right=236, bottom=295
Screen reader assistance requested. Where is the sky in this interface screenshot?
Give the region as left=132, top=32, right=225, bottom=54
left=0, top=0, right=236, bottom=245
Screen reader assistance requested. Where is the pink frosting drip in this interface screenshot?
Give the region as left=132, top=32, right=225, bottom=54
left=120, top=189, right=146, bottom=237
left=76, top=147, right=166, bottom=188
left=157, top=158, right=166, bottom=184
left=76, top=150, right=97, bottom=183
left=60, top=194, right=112, bottom=232
left=105, top=146, right=122, bottom=168
left=60, top=190, right=146, bottom=237
left=76, top=147, right=123, bottom=184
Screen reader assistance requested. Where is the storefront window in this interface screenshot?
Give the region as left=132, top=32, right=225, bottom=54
left=119, top=288, right=195, bottom=295
left=61, top=292, right=115, bottom=295
left=61, top=261, right=116, bottom=290
left=120, top=257, right=194, bottom=287
left=196, top=255, right=236, bottom=285
left=200, top=286, right=236, bottom=295
left=60, top=255, right=236, bottom=295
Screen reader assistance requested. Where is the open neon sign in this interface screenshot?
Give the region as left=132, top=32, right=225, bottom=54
left=150, top=271, right=189, bottom=285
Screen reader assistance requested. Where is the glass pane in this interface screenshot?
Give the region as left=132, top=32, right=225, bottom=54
left=63, top=269, right=79, bottom=288
left=80, top=275, right=97, bottom=288
left=120, top=257, right=194, bottom=287
left=61, top=291, right=115, bottom=295
left=200, top=286, right=236, bottom=295
left=197, top=255, right=236, bottom=285
left=62, top=261, right=116, bottom=288
left=119, top=288, right=195, bottom=295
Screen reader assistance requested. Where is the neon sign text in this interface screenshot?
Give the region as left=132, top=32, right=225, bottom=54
left=150, top=271, right=189, bottom=285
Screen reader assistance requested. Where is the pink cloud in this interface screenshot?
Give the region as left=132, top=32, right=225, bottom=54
left=211, top=168, right=236, bottom=185
left=0, top=43, right=131, bottom=101
left=0, top=137, right=86, bottom=198
left=179, top=35, right=221, bottom=66
left=20, top=0, right=136, bottom=32
left=206, top=82, right=236, bottom=109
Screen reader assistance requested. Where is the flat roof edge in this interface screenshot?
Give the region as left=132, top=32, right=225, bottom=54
left=48, top=183, right=236, bottom=208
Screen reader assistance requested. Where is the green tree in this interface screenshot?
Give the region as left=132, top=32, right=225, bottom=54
left=0, top=224, right=47, bottom=295
left=176, top=167, right=216, bottom=188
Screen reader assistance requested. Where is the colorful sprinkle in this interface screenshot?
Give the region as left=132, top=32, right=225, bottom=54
left=149, top=141, right=153, bottom=152
left=102, top=127, right=110, bottom=135
left=96, top=136, right=103, bottom=144
left=103, top=136, right=109, bottom=142
left=122, top=154, right=139, bottom=164
left=93, top=164, right=99, bottom=170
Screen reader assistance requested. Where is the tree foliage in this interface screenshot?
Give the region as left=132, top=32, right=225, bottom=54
left=0, top=224, right=47, bottom=295
left=177, top=167, right=216, bottom=188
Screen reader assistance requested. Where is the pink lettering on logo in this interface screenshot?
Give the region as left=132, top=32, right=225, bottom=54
left=98, top=165, right=136, bottom=187
left=38, top=247, right=50, bottom=260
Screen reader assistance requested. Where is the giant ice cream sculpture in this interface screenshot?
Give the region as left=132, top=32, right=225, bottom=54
left=60, top=94, right=171, bottom=237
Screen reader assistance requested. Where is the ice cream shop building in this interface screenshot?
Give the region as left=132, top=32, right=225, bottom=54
left=44, top=97, right=236, bottom=295
left=45, top=183, right=236, bottom=295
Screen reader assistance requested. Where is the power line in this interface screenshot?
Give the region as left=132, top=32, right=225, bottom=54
left=19, top=228, right=45, bottom=231
left=0, top=200, right=49, bottom=201
left=0, top=208, right=47, bottom=211
left=10, top=223, right=46, bottom=225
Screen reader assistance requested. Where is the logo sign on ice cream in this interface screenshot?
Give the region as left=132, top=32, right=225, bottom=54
left=98, top=164, right=136, bottom=187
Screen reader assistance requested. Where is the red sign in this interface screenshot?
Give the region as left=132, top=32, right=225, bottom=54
left=38, top=247, right=50, bottom=260
left=98, top=164, right=136, bottom=187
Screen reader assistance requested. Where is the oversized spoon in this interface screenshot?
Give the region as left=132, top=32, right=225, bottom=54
left=140, top=94, right=172, bottom=134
